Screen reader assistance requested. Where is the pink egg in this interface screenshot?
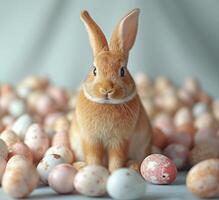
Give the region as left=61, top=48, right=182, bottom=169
left=168, top=132, right=193, bottom=149
left=140, top=154, right=177, bottom=184
left=48, top=163, right=77, bottom=194
left=164, top=144, right=189, bottom=169
left=9, top=142, right=33, bottom=163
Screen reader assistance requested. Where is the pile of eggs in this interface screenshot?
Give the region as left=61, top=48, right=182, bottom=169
left=0, top=74, right=219, bottom=199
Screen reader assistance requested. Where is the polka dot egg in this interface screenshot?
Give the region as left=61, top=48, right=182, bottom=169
left=140, top=154, right=177, bottom=184
left=74, top=165, right=109, bottom=197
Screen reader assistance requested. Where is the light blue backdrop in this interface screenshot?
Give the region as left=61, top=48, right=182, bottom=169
left=0, top=0, right=219, bottom=96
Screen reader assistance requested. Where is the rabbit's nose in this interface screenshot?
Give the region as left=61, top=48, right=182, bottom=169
left=99, top=88, right=114, bottom=95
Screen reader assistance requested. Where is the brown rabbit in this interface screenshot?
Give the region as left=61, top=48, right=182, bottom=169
left=70, top=8, right=152, bottom=172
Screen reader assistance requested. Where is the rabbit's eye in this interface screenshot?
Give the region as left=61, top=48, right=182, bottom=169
left=119, top=67, right=125, bottom=77
left=93, top=67, right=97, bottom=76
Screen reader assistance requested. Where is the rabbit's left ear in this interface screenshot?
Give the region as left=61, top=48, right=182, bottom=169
left=110, top=8, right=140, bottom=54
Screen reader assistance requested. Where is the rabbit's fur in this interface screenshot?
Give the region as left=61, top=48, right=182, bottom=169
left=70, top=9, right=152, bottom=171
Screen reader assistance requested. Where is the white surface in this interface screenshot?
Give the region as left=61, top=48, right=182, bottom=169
left=0, top=172, right=218, bottom=200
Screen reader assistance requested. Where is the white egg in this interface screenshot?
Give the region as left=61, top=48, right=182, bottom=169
left=8, top=99, right=26, bottom=118
left=37, top=154, right=65, bottom=184
left=45, top=145, right=74, bottom=164
left=11, top=114, right=33, bottom=139
left=107, top=168, right=146, bottom=200
left=0, top=139, right=8, bottom=160
left=74, top=165, right=109, bottom=196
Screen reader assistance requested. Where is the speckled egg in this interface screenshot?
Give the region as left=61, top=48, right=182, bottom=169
left=0, top=139, right=8, bottom=160
left=107, top=168, right=146, bottom=200
left=45, top=145, right=74, bottom=164
left=37, top=154, right=65, bottom=184
left=74, top=165, right=109, bottom=196
left=8, top=142, right=33, bottom=162
left=140, top=154, right=177, bottom=184
left=0, top=156, right=7, bottom=183
left=24, top=123, right=49, bottom=162
left=186, top=159, right=219, bottom=198
left=48, top=163, right=77, bottom=194
left=189, top=141, right=219, bottom=166
left=11, top=114, right=33, bottom=139
left=164, top=144, right=189, bottom=169
left=0, top=129, right=20, bottom=149
left=2, top=155, right=39, bottom=198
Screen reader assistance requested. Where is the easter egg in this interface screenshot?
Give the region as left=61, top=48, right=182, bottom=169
left=194, top=128, right=218, bottom=145
left=186, top=159, right=219, bottom=198
left=37, top=154, right=65, bottom=184
left=48, top=163, right=77, bottom=194
left=168, top=132, right=193, bottom=149
left=164, top=143, right=189, bottom=169
left=140, top=154, right=177, bottom=184
left=45, top=145, right=74, bottom=164
left=74, top=165, right=109, bottom=196
left=192, top=102, right=209, bottom=117
left=107, top=168, right=146, bottom=200
left=11, top=114, right=33, bottom=139
left=52, top=131, right=70, bottom=148
left=174, top=107, right=193, bottom=127
left=0, top=139, right=8, bottom=160
left=2, top=155, right=39, bottom=198
left=24, top=123, right=49, bottom=162
left=194, top=112, right=217, bottom=130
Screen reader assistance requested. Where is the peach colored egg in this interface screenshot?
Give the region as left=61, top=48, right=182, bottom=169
left=1, top=115, right=15, bottom=128
left=174, top=107, right=193, bottom=127
left=153, top=113, right=175, bottom=137
left=9, top=142, right=33, bottom=162
left=26, top=91, right=42, bottom=111
left=164, top=143, right=189, bottom=169
left=155, top=76, right=172, bottom=93
left=0, top=139, right=8, bottom=160
left=0, top=93, right=16, bottom=113
left=186, top=159, right=219, bottom=198
left=53, top=116, right=70, bottom=132
left=20, top=75, right=49, bottom=90
left=194, top=112, right=217, bottom=130
left=24, top=124, right=49, bottom=163
left=48, top=163, right=77, bottom=194
left=45, top=145, right=74, bottom=164
left=183, top=77, right=201, bottom=96
left=178, top=88, right=195, bottom=107
left=161, top=92, right=181, bottom=113
left=2, top=155, right=39, bottom=198
left=11, top=114, right=33, bottom=139
left=168, top=132, right=193, bottom=149
left=194, top=128, right=219, bottom=145
left=189, top=141, right=219, bottom=166
left=0, top=84, right=14, bottom=96
left=44, top=112, right=63, bottom=130
left=0, top=129, right=20, bottom=148
left=152, top=128, right=168, bottom=149
left=140, top=154, right=177, bottom=184
left=0, top=156, right=7, bottom=183
left=52, top=131, right=70, bottom=148
left=74, top=165, right=109, bottom=197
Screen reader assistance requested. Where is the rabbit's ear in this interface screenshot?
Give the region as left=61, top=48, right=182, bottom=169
left=81, top=10, right=109, bottom=56
left=110, top=8, right=140, bottom=54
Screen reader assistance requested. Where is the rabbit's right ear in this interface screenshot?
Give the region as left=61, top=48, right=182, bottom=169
left=110, top=8, right=140, bottom=54
left=81, top=11, right=109, bottom=56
